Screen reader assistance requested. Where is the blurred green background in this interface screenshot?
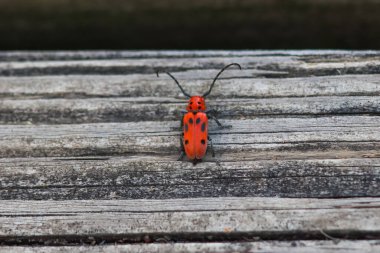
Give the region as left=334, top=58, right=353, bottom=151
left=1, top=0, right=380, bottom=50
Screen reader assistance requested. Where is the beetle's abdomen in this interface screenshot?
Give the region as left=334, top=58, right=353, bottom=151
left=183, top=112, right=208, bottom=160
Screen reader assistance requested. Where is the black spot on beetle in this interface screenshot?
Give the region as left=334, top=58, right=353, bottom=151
left=201, top=139, right=206, bottom=145
left=185, top=124, right=189, bottom=132
left=196, top=118, right=201, bottom=124
left=201, top=122, right=206, bottom=132
left=189, top=118, right=193, bottom=124
left=198, top=101, right=201, bottom=104
left=185, top=140, right=189, bottom=145
left=198, top=106, right=201, bottom=110
left=192, top=111, right=197, bottom=115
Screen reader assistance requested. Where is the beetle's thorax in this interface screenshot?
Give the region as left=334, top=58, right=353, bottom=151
left=186, top=96, right=206, bottom=111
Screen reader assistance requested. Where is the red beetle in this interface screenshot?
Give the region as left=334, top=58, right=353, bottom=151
left=157, top=63, right=241, bottom=164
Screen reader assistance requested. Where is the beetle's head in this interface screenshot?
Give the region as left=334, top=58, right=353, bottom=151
left=186, top=96, right=206, bottom=111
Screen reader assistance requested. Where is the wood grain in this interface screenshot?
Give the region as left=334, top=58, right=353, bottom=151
left=0, top=51, right=379, bottom=76
left=0, top=116, right=379, bottom=158
left=0, top=50, right=378, bottom=61
left=4, top=73, right=380, bottom=99
left=0, top=197, right=378, bottom=237
left=0, top=157, right=378, bottom=199
left=2, top=241, right=380, bottom=253
left=1, top=96, right=380, bottom=124
left=0, top=50, right=379, bottom=249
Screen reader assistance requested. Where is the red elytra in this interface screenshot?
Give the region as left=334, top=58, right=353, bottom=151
left=157, top=63, right=242, bottom=164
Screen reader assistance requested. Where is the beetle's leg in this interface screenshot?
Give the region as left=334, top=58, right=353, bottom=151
left=205, top=109, right=217, bottom=114
left=206, top=109, right=232, bottom=129
left=208, top=115, right=223, bottom=127
left=208, top=136, right=215, bottom=157
left=207, top=114, right=232, bottom=129
left=176, top=113, right=186, bottom=161
left=171, top=111, right=187, bottom=131
left=178, top=151, right=185, bottom=161
left=178, top=134, right=185, bottom=161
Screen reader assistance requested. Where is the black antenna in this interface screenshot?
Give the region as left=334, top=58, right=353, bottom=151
left=203, top=63, right=242, bottom=97
left=156, top=71, right=191, bottom=98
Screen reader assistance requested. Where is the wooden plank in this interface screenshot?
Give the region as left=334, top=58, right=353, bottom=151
left=0, top=53, right=379, bottom=76
left=0, top=50, right=379, bottom=62
left=0, top=157, right=378, bottom=199
left=1, top=96, right=380, bottom=124
left=0, top=50, right=379, bottom=249
left=2, top=196, right=379, bottom=213
left=0, top=56, right=297, bottom=76
left=2, top=241, right=380, bottom=253
left=1, top=74, right=380, bottom=99
left=0, top=116, right=379, bottom=158
left=0, top=198, right=378, bottom=237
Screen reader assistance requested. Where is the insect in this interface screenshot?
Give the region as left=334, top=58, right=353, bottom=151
left=157, top=63, right=241, bottom=164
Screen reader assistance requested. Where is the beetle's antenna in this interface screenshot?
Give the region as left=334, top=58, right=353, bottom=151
left=203, top=63, right=242, bottom=97
left=156, top=71, right=191, bottom=98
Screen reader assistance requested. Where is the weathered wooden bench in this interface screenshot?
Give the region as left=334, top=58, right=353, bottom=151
left=0, top=50, right=379, bottom=252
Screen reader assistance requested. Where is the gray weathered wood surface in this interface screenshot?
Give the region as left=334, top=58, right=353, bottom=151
left=0, top=50, right=379, bottom=252
left=0, top=157, right=379, bottom=199
left=2, top=241, right=380, bottom=253
left=0, top=198, right=378, bottom=237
